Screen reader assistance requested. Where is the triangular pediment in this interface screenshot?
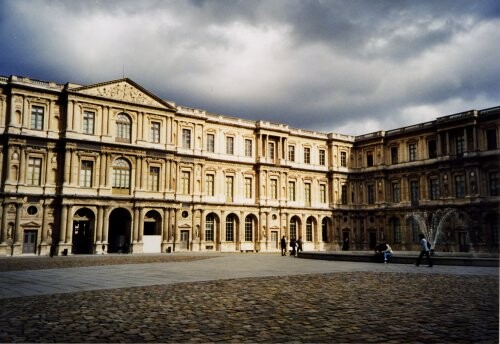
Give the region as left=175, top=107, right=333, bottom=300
left=72, top=78, right=175, bottom=110
left=21, top=221, right=41, bottom=227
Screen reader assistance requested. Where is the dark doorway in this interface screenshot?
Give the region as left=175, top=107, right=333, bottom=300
left=72, top=208, right=95, bottom=254
left=458, top=231, right=469, bottom=252
left=369, top=231, right=377, bottom=249
left=108, top=208, right=132, bottom=253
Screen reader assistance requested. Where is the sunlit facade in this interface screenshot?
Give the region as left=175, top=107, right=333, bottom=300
left=0, top=75, right=498, bottom=256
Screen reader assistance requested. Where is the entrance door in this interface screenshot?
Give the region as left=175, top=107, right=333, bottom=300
left=23, top=230, right=37, bottom=254
left=458, top=231, right=469, bottom=252
left=180, top=230, right=189, bottom=250
left=369, top=231, right=377, bottom=249
left=271, top=231, right=278, bottom=249
left=72, top=220, right=93, bottom=254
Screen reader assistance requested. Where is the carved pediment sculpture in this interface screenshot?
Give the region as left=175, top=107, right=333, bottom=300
left=73, top=79, right=175, bottom=110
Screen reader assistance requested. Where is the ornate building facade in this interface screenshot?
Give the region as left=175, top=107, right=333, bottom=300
left=0, top=75, right=498, bottom=256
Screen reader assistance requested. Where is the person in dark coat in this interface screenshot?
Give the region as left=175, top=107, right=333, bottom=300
left=290, top=238, right=297, bottom=257
left=280, top=236, right=287, bottom=256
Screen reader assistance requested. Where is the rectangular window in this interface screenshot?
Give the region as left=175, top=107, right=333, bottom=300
left=410, top=180, right=419, bottom=203
left=83, top=111, right=95, bottom=135
left=288, top=145, right=295, bottom=162
left=429, top=178, right=440, bottom=200
left=245, top=177, right=252, bottom=198
left=367, top=184, right=375, bottom=204
left=181, top=171, right=190, bottom=194
left=340, top=151, right=347, bottom=167
left=206, top=174, right=215, bottom=196
left=408, top=143, right=417, bottom=161
left=319, top=149, right=326, bottom=166
left=27, top=157, right=42, bottom=185
left=182, top=129, right=191, bottom=149
left=391, top=147, right=398, bottom=164
left=489, top=172, right=499, bottom=196
left=341, top=184, right=347, bottom=204
left=225, top=176, right=234, bottom=201
left=31, top=106, right=44, bottom=130
left=245, top=139, right=252, bottom=157
left=288, top=181, right=296, bottom=201
left=320, top=184, right=326, bottom=203
left=456, top=135, right=465, bottom=155
left=270, top=179, right=277, bottom=199
left=226, top=136, right=234, bottom=155
left=207, top=133, right=215, bottom=152
left=455, top=175, right=466, bottom=198
left=80, top=160, right=93, bottom=188
left=486, top=129, right=497, bottom=150
left=150, top=122, right=160, bottom=143
left=391, top=182, right=400, bottom=203
left=268, top=142, right=275, bottom=160
left=304, top=147, right=310, bottom=164
left=304, top=183, right=311, bottom=205
left=367, top=151, right=374, bottom=167
left=149, top=166, right=160, bottom=191
left=428, top=139, right=437, bottom=159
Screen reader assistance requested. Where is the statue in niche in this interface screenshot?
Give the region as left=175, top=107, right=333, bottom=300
left=7, top=224, right=13, bottom=239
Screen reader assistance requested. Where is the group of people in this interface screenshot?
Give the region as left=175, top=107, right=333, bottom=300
left=280, top=236, right=302, bottom=257
left=280, top=233, right=434, bottom=267
left=375, top=233, right=433, bottom=266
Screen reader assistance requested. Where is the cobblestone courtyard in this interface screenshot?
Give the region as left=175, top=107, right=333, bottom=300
left=0, top=254, right=498, bottom=343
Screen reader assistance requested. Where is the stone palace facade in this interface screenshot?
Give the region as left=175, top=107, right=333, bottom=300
left=0, top=75, right=498, bottom=256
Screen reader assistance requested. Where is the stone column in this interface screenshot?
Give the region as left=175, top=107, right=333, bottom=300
left=96, top=206, right=103, bottom=244
left=133, top=207, right=140, bottom=243
left=41, top=203, right=49, bottom=245
left=138, top=208, right=144, bottom=243
left=66, top=205, right=74, bottom=246
left=0, top=203, right=8, bottom=244
left=102, top=207, right=110, bottom=245
left=19, top=148, right=26, bottom=184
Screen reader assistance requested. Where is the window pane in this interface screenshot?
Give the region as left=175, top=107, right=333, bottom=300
left=207, top=134, right=215, bottom=152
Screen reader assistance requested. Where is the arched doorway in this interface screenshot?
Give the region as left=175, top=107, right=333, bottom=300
left=72, top=208, right=95, bottom=254
left=108, top=208, right=132, bottom=253
left=143, top=210, right=162, bottom=253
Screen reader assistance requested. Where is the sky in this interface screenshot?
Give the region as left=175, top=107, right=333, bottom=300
left=1, top=0, right=499, bottom=136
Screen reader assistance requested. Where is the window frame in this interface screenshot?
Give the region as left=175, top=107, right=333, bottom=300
left=80, top=160, right=94, bottom=188
left=30, top=105, right=44, bottom=131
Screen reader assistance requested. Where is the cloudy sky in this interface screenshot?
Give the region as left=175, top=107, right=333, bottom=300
left=1, top=0, right=499, bottom=135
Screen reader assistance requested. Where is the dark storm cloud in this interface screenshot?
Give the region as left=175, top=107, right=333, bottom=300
left=0, top=0, right=498, bottom=135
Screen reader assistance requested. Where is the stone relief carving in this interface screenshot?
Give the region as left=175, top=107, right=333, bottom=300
left=80, top=82, right=164, bottom=107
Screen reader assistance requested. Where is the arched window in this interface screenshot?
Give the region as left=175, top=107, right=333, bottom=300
left=116, top=113, right=131, bottom=142
left=226, top=215, right=235, bottom=242
left=322, top=218, right=328, bottom=242
left=112, top=158, right=131, bottom=193
left=289, top=218, right=297, bottom=240
left=391, top=218, right=401, bottom=243
left=245, top=216, right=253, bottom=241
left=205, top=215, right=214, bottom=242
left=306, top=217, right=313, bottom=241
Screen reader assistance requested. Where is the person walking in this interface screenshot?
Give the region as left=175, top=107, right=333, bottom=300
left=290, top=237, right=297, bottom=257
left=296, top=237, right=303, bottom=256
left=416, top=233, right=433, bottom=267
left=280, top=236, right=287, bottom=256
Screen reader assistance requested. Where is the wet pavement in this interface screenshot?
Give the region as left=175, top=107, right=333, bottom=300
left=0, top=253, right=498, bottom=343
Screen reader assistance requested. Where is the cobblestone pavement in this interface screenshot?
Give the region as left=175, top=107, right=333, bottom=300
left=0, top=254, right=498, bottom=343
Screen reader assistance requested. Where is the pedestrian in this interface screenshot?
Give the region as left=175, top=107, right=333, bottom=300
left=290, top=237, right=297, bottom=257
left=416, top=233, right=433, bottom=267
left=296, top=237, right=303, bottom=256
left=375, top=242, right=393, bottom=263
left=280, top=236, right=287, bottom=256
